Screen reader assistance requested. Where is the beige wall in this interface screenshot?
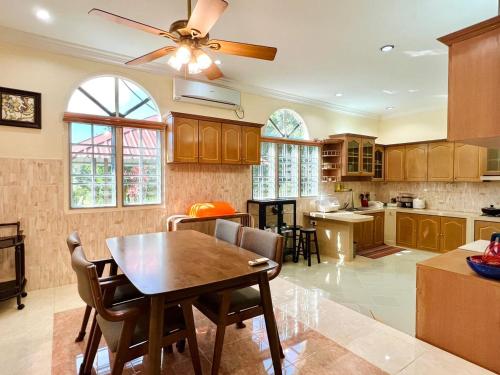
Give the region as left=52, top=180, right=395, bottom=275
left=377, top=107, right=447, bottom=145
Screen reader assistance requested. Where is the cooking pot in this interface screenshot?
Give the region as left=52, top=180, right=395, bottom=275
left=482, top=205, right=500, bottom=216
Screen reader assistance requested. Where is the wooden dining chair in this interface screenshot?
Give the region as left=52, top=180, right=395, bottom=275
left=71, top=244, right=203, bottom=375
left=66, top=232, right=142, bottom=342
left=195, top=227, right=285, bottom=375
left=214, top=219, right=242, bottom=245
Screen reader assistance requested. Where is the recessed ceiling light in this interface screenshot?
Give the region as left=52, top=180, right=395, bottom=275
left=335, top=93, right=343, bottom=97
left=35, top=8, right=52, bottom=22
left=382, top=90, right=396, bottom=95
left=386, top=106, right=395, bottom=110
left=408, top=89, right=419, bottom=93
left=380, top=44, right=394, bottom=53
left=214, top=59, right=221, bottom=65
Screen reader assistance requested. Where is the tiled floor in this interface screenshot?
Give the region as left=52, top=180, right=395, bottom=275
left=281, top=249, right=436, bottom=335
left=0, top=276, right=494, bottom=374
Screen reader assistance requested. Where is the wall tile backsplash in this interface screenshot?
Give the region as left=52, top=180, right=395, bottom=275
left=321, top=181, right=500, bottom=213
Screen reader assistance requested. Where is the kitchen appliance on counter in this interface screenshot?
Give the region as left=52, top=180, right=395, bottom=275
left=481, top=205, right=500, bottom=217
left=315, top=196, right=340, bottom=213
left=397, top=193, right=416, bottom=208
left=413, top=197, right=426, bottom=209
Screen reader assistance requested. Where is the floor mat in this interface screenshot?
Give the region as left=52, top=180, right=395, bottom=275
left=357, top=245, right=403, bottom=259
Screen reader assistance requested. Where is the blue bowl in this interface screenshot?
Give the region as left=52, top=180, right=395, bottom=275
left=466, top=256, right=500, bottom=280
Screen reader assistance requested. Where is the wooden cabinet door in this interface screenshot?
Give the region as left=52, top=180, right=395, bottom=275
left=428, top=142, right=454, bottom=181
left=405, top=144, right=428, bottom=181
left=396, top=212, right=417, bottom=248
left=453, top=143, right=483, bottom=181
left=241, top=126, right=261, bottom=165
left=221, top=123, right=241, bottom=164
left=361, top=219, right=374, bottom=249
left=373, top=212, right=385, bottom=246
left=416, top=215, right=441, bottom=252
left=361, top=138, right=375, bottom=176
left=172, top=117, right=198, bottom=163
left=345, top=137, right=362, bottom=175
left=440, top=217, right=466, bottom=252
left=385, top=146, right=405, bottom=181
left=474, top=220, right=500, bottom=240
left=373, top=146, right=384, bottom=181
left=198, top=121, right=221, bottom=164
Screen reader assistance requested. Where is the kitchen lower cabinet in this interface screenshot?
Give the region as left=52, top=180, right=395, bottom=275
left=441, top=217, right=467, bottom=252
left=199, top=121, right=221, bottom=163
left=428, top=142, right=454, bottom=181
left=353, top=212, right=384, bottom=251
left=385, top=146, right=405, bottom=181
left=416, top=215, right=441, bottom=252
left=474, top=220, right=500, bottom=240
left=396, top=212, right=417, bottom=248
left=405, top=144, right=428, bottom=181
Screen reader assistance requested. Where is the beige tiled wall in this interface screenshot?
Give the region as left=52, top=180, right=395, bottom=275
left=321, top=181, right=500, bottom=213
left=0, top=158, right=251, bottom=290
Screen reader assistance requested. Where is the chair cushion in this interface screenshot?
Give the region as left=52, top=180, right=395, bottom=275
left=97, top=303, right=185, bottom=353
left=197, top=287, right=261, bottom=315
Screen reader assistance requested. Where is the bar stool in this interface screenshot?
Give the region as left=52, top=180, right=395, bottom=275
left=296, top=228, right=320, bottom=267
left=286, top=225, right=302, bottom=262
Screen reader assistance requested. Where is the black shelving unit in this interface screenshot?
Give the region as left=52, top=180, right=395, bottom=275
left=0, top=222, right=27, bottom=310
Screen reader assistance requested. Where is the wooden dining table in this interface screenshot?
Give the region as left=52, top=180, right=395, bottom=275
left=106, top=230, right=283, bottom=375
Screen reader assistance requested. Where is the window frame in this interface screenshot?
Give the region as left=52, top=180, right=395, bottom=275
left=65, top=75, right=164, bottom=211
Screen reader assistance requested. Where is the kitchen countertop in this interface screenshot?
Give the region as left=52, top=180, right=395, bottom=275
left=338, top=206, right=500, bottom=223
left=305, top=211, right=374, bottom=223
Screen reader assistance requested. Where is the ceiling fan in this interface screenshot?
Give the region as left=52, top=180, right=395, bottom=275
left=89, top=0, right=277, bottom=80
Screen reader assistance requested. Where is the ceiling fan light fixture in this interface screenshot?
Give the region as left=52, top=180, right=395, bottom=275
left=188, top=59, right=202, bottom=75
left=380, top=44, right=395, bottom=53
left=195, top=50, right=212, bottom=70
left=167, top=55, right=182, bottom=71
left=175, top=45, right=192, bottom=64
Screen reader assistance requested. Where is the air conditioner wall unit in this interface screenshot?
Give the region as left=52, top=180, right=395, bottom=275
left=173, top=78, right=241, bottom=110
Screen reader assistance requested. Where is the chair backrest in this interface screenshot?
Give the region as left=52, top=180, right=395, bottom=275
left=214, top=219, right=242, bottom=245
left=491, top=232, right=500, bottom=243
left=240, top=227, right=284, bottom=280
left=70, top=244, right=99, bottom=308
left=66, top=231, right=82, bottom=254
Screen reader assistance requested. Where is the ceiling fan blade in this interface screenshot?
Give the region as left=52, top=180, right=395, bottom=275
left=203, top=63, right=224, bottom=80
left=208, top=39, right=277, bottom=61
left=126, top=46, right=177, bottom=65
left=89, top=8, right=172, bottom=38
left=187, top=0, right=228, bottom=37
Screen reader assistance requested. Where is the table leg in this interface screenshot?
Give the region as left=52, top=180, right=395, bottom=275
left=258, top=273, right=282, bottom=375
left=147, top=294, right=165, bottom=375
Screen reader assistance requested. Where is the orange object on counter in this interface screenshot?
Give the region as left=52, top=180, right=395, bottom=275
left=188, top=201, right=236, bottom=218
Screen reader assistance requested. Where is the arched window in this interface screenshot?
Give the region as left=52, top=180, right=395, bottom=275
left=68, top=76, right=161, bottom=121
left=262, top=109, right=308, bottom=140
left=67, top=76, right=163, bottom=209
left=253, top=109, right=319, bottom=199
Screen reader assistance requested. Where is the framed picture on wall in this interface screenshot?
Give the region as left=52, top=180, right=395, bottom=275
left=0, top=87, right=41, bottom=129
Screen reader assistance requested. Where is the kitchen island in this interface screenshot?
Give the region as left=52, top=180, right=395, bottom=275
left=416, top=249, right=500, bottom=374
left=304, top=211, right=373, bottom=261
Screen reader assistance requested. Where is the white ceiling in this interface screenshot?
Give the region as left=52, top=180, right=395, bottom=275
left=0, top=0, right=498, bottom=117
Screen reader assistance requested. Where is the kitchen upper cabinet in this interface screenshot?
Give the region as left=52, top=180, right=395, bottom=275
left=484, top=148, right=500, bottom=175
left=416, top=215, right=441, bottom=252
left=199, top=121, right=221, bottom=164
left=439, top=17, right=500, bottom=148
left=440, top=217, right=466, bottom=252
left=405, top=144, right=428, bottom=181
left=167, top=112, right=262, bottom=165
left=346, top=137, right=362, bottom=175
left=168, top=116, right=199, bottom=163
left=361, top=138, right=375, bottom=175
left=453, top=143, right=485, bottom=181
left=428, top=142, right=454, bottom=181
left=385, top=146, right=405, bottom=181
left=373, top=145, right=384, bottom=181
left=474, top=220, right=500, bottom=241
left=241, top=126, right=261, bottom=165
left=396, top=212, right=417, bottom=248
left=221, top=123, right=241, bottom=164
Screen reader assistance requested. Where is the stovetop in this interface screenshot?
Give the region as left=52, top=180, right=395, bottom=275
left=480, top=213, right=500, bottom=217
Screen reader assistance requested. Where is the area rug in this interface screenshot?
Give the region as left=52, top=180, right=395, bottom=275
left=52, top=306, right=388, bottom=375
left=357, top=245, right=403, bottom=259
